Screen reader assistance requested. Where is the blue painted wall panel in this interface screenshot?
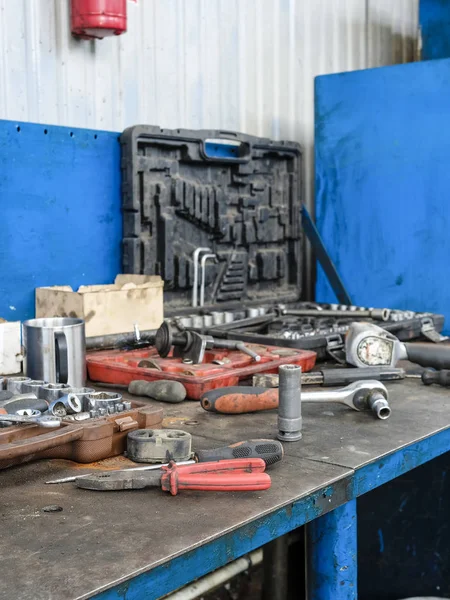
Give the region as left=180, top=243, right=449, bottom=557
left=315, top=58, right=450, bottom=330
left=420, top=0, right=450, bottom=60
left=0, top=120, right=121, bottom=321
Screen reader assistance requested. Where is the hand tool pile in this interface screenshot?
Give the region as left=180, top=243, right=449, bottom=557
left=3, top=311, right=450, bottom=500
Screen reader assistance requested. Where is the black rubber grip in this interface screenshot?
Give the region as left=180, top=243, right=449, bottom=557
left=196, top=439, right=284, bottom=467
left=321, top=367, right=405, bottom=386
left=421, top=368, right=450, bottom=387
left=405, top=342, right=450, bottom=370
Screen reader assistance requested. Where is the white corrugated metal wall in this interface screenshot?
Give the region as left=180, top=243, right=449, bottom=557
left=0, top=0, right=418, bottom=200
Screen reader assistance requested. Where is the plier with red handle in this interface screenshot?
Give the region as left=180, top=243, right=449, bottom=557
left=75, top=458, right=271, bottom=495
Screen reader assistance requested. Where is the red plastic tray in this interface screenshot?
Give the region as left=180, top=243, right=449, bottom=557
left=87, top=344, right=316, bottom=400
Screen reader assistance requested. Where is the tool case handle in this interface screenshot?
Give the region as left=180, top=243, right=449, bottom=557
left=0, top=422, right=84, bottom=461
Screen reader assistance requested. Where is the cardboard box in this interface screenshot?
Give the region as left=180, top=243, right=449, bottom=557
left=0, top=320, right=22, bottom=375
left=36, top=275, right=164, bottom=338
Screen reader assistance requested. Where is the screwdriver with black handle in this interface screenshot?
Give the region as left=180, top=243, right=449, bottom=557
left=420, top=368, right=450, bottom=387
left=45, top=438, right=284, bottom=483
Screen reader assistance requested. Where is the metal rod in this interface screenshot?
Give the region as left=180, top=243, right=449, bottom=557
left=165, top=549, right=263, bottom=600
left=199, top=253, right=216, bottom=307
left=86, top=330, right=157, bottom=351
left=306, top=500, right=357, bottom=599
left=192, top=247, right=211, bottom=308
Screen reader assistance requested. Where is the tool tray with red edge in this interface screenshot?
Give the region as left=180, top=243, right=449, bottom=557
left=87, top=345, right=316, bottom=400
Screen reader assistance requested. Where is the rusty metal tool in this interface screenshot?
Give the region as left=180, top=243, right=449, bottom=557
left=253, top=366, right=405, bottom=388
left=201, top=380, right=391, bottom=420
left=76, top=458, right=271, bottom=494
left=155, top=321, right=261, bottom=363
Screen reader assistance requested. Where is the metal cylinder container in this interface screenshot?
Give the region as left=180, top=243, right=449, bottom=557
left=224, top=312, right=234, bottom=324
left=277, top=364, right=302, bottom=442
left=22, top=317, right=86, bottom=387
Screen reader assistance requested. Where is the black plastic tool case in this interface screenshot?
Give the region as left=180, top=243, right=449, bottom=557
left=120, top=126, right=445, bottom=361
left=121, top=126, right=302, bottom=311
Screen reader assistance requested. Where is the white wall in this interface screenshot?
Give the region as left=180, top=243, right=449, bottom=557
left=0, top=0, right=418, bottom=214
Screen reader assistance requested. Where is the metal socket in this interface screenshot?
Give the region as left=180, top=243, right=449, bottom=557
left=368, top=392, right=391, bottom=420
left=7, top=377, right=31, bottom=395
left=39, top=383, right=71, bottom=402
left=191, top=315, right=204, bottom=328
left=65, top=387, right=96, bottom=411
left=86, top=391, right=122, bottom=410
left=22, top=379, right=47, bottom=394
left=203, top=315, right=213, bottom=327
left=277, top=364, right=302, bottom=442
left=211, top=312, right=225, bottom=325
left=48, top=394, right=82, bottom=417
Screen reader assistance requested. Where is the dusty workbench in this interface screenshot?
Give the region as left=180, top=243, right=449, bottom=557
left=1, top=379, right=450, bottom=600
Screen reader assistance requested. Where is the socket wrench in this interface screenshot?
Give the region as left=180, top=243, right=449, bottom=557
left=201, top=380, right=391, bottom=419
left=346, top=322, right=450, bottom=370
left=302, top=380, right=391, bottom=420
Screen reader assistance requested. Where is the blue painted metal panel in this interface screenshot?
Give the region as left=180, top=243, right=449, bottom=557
left=0, top=119, right=121, bottom=321
left=420, top=0, right=450, bottom=60
left=350, top=427, right=450, bottom=497
left=315, top=58, right=450, bottom=331
left=306, top=500, right=357, bottom=600
left=92, top=482, right=350, bottom=600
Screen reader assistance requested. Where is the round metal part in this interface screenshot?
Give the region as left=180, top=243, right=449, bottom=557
left=0, top=391, right=13, bottom=402
left=203, top=314, right=213, bottom=327
left=22, top=380, right=47, bottom=394
left=223, top=312, right=234, bottom=323
left=7, top=377, right=31, bottom=395
left=127, top=428, right=192, bottom=463
left=39, top=383, right=71, bottom=403
left=64, top=386, right=95, bottom=411
left=247, top=308, right=260, bottom=318
left=155, top=321, right=173, bottom=358
left=191, top=315, right=204, bottom=328
left=16, top=408, right=41, bottom=417
left=211, top=311, right=225, bottom=325
left=86, top=391, right=123, bottom=411
left=277, top=364, right=302, bottom=442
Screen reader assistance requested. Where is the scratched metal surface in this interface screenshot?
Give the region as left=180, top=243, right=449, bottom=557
left=0, top=438, right=351, bottom=600
left=159, top=379, right=450, bottom=471
left=0, top=377, right=449, bottom=599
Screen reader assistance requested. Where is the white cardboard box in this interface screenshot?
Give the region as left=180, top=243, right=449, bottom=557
left=36, top=275, right=164, bottom=338
left=0, top=320, right=22, bottom=375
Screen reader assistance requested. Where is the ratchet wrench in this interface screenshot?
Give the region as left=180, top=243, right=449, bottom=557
left=200, top=380, right=391, bottom=420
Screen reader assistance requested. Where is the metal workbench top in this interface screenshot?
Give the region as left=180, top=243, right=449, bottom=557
left=1, top=379, right=450, bottom=600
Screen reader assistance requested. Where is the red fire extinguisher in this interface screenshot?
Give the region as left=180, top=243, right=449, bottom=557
left=71, top=0, right=128, bottom=40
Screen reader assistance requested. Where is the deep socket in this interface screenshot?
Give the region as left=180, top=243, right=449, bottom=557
left=277, top=364, right=302, bottom=442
